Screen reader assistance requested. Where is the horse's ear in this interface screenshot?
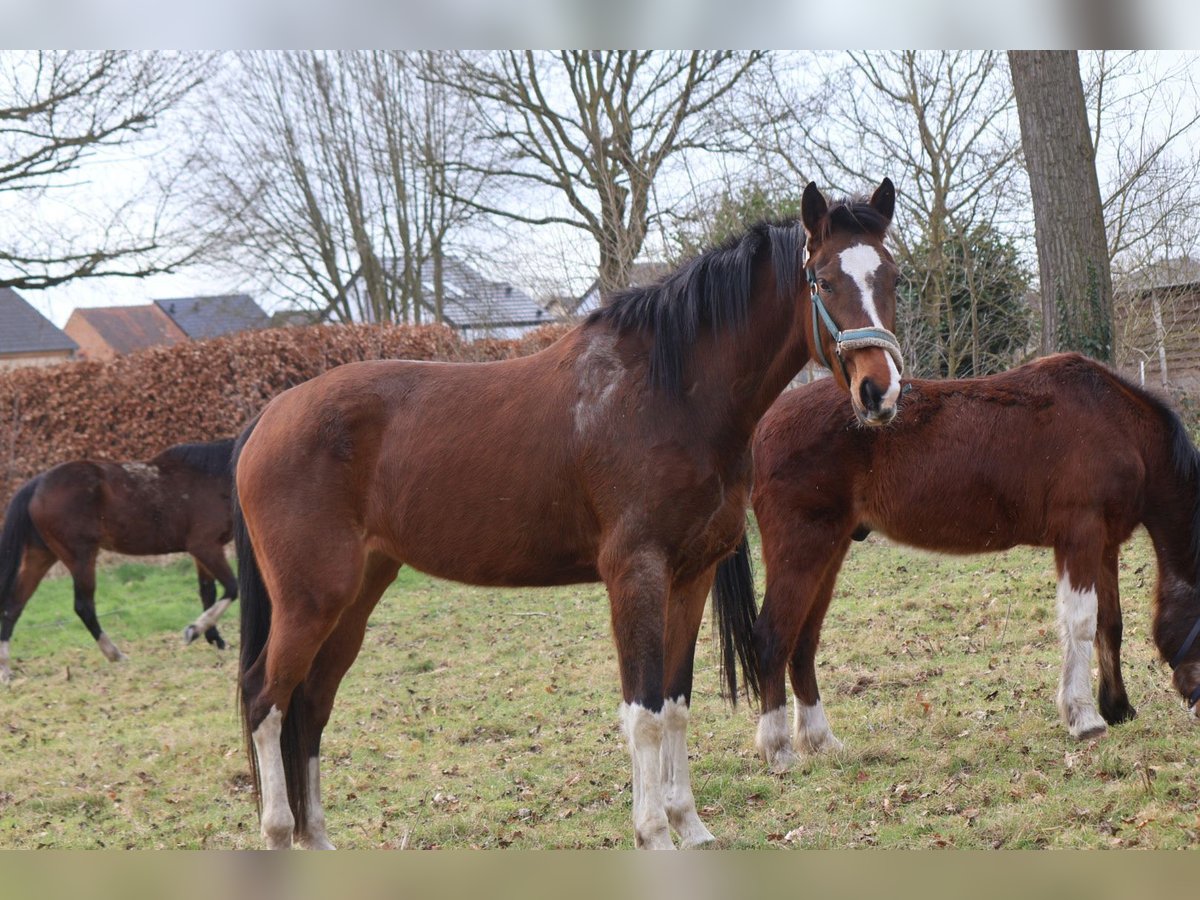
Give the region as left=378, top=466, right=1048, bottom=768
left=801, top=182, right=827, bottom=237
left=870, top=177, right=895, bottom=224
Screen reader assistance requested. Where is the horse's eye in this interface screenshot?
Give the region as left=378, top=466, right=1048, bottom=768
left=818, top=279, right=832, bottom=292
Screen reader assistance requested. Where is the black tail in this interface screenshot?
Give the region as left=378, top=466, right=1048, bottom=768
left=712, top=532, right=761, bottom=705
left=235, top=419, right=310, bottom=837
left=0, top=478, right=43, bottom=613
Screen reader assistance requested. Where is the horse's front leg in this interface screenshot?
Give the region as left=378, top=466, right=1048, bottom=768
left=1096, top=546, right=1136, bottom=725
left=661, top=573, right=717, bottom=848
left=1054, top=548, right=1109, bottom=741
left=604, top=546, right=675, bottom=850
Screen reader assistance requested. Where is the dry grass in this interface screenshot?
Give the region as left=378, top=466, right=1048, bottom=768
left=1, top=531, right=1198, bottom=849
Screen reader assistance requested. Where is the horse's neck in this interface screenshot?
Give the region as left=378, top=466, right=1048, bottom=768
left=703, top=308, right=808, bottom=439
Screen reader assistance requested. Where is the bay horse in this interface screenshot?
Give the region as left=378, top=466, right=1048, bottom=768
left=0, top=437, right=237, bottom=682
left=230, top=179, right=904, bottom=849
left=742, top=353, right=1200, bottom=773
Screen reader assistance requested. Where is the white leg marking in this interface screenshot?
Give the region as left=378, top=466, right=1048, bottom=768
left=96, top=632, right=126, bottom=663
left=619, top=702, right=674, bottom=849
left=660, top=697, right=715, bottom=848
left=296, top=756, right=335, bottom=850
left=795, top=696, right=844, bottom=755
left=1056, top=569, right=1107, bottom=740
left=755, top=706, right=798, bottom=773
left=0, top=640, right=11, bottom=683
left=185, top=597, right=233, bottom=642
left=252, top=705, right=295, bottom=848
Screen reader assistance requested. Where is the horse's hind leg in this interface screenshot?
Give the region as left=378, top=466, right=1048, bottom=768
left=1096, top=545, right=1136, bottom=725
left=186, top=560, right=225, bottom=649
left=752, top=528, right=849, bottom=772
left=787, top=557, right=848, bottom=756
left=57, top=547, right=125, bottom=664
left=0, top=546, right=56, bottom=682
left=1053, top=542, right=1108, bottom=740
left=291, top=552, right=399, bottom=849
left=242, top=537, right=365, bottom=849
left=660, top=573, right=716, bottom=848
left=183, top=543, right=237, bottom=646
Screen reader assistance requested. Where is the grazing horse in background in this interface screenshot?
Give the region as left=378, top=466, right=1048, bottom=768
left=231, top=179, right=904, bottom=850
left=744, top=354, right=1200, bottom=772
left=0, top=438, right=236, bottom=682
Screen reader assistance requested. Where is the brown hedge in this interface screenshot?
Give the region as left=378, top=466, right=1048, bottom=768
left=0, top=322, right=573, bottom=507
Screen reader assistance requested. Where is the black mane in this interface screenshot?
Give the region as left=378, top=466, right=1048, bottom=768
left=1093, top=360, right=1200, bottom=588
left=587, top=219, right=806, bottom=394
left=154, top=437, right=236, bottom=478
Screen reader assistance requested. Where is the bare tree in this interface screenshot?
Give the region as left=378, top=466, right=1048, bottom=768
left=1084, top=52, right=1200, bottom=275
left=751, top=51, right=1025, bottom=376
left=1010, top=50, right=1114, bottom=360
left=0, top=51, right=209, bottom=290
left=192, top=51, right=485, bottom=324
left=438, top=51, right=764, bottom=295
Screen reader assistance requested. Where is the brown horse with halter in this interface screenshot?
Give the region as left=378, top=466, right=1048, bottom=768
left=741, top=353, right=1200, bottom=772
left=0, top=438, right=237, bottom=682
left=230, top=179, right=904, bottom=849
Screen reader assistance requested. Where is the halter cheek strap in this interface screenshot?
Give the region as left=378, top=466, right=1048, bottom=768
left=807, top=267, right=905, bottom=378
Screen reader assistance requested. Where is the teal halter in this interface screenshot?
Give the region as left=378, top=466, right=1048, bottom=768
left=807, top=266, right=905, bottom=379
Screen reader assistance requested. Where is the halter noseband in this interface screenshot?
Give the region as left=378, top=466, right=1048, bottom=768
left=807, top=267, right=905, bottom=382
left=1170, top=616, right=1200, bottom=708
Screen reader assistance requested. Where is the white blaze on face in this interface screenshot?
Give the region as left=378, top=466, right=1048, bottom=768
left=838, top=244, right=900, bottom=408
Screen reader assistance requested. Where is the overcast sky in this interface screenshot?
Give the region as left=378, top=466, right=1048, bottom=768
left=11, top=45, right=1200, bottom=328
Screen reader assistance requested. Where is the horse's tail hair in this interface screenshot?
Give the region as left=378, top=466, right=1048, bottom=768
left=712, top=531, right=761, bottom=705
left=0, top=477, right=43, bottom=611
left=235, top=417, right=310, bottom=838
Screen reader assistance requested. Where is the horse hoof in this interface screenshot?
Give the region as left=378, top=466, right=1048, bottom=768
left=0, top=668, right=11, bottom=685
left=769, top=747, right=800, bottom=774
left=183, top=625, right=199, bottom=645
left=1071, top=722, right=1107, bottom=741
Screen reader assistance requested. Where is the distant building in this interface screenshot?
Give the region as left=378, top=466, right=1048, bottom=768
left=0, top=287, right=77, bottom=369
left=1115, top=258, right=1200, bottom=392
left=343, top=257, right=556, bottom=340
left=573, top=262, right=674, bottom=317
left=64, top=304, right=187, bottom=361
left=153, top=294, right=270, bottom=340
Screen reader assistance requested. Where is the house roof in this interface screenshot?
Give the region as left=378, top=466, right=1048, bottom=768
left=419, top=258, right=551, bottom=330
left=0, top=287, right=78, bottom=355
left=153, top=293, right=269, bottom=340
left=574, top=261, right=675, bottom=316
left=66, top=304, right=186, bottom=355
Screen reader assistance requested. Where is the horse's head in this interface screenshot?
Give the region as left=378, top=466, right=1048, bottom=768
left=802, top=178, right=903, bottom=427
left=1156, top=584, right=1200, bottom=716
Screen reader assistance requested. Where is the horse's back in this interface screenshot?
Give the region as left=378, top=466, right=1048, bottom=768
left=238, top=345, right=602, bottom=586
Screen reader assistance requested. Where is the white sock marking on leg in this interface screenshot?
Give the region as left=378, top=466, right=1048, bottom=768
left=252, top=705, right=294, bottom=848
left=619, top=702, right=674, bottom=849
left=660, top=697, right=715, bottom=848
left=795, top=697, right=843, bottom=754
left=1057, top=568, right=1106, bottom=739
left=297, top=756, right=335, bottom=850
left=755, top=706, right=795, bottom=772
left=97, top=633, right=125, bottom=662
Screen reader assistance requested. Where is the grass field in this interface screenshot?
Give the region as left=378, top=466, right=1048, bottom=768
left=0, top=531, right=1197, bottom=849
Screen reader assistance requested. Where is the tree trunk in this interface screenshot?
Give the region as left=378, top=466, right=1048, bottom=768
left=1009, top=51, right=1114, bottom=360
